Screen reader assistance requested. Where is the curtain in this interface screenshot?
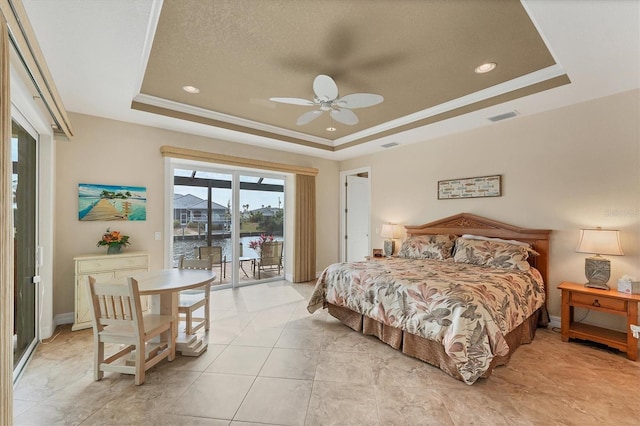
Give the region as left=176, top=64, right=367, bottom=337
left=293, top=174, right=316, bottom=282
left=0, top=13, right=13, bottom=423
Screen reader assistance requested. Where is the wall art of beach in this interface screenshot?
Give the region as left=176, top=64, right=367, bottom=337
left=78, top=183, right=147, bottom=221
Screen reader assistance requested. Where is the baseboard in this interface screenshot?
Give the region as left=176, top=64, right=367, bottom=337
left=40, top=325, right=54, bottom=340
left=285, top=273, right=293, bottom=282
left=548, top=315, right=561, bottom=329
left=53, top=312, right=74, bottom=327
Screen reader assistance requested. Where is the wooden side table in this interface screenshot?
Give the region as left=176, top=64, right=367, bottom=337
left=558, top=281, right=640, bottom=360
left=365, top=255, right=388, bottom=261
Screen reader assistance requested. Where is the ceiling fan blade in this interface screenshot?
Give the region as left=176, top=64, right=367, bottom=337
left=331, top=108, right=358, bottom=125
left=296, top=110, right=323, bottom=125
left=269, top=97, right=315, bottom=106
left=313, top=75, right=339, bottom=101
left=337, top=93, right=384, bottom=109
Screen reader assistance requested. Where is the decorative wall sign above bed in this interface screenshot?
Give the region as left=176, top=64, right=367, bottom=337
left=438, top=175, right=501, bottom=199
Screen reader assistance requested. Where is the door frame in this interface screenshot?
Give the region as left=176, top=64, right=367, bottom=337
left=339, top=167, right=371, bottom=262
left=165, top=158, right=289, bottom=287
left=10, top=110, right=40, bottom=383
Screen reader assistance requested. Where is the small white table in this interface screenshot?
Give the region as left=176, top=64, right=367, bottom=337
left=133, top=268, right=216, bottom=356
left=239, top=256, right=257, bottom=278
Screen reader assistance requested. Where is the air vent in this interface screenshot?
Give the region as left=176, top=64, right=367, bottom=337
left=488, top=111, right=518, bottom=122
left=381, top=142, right=399, bottom=148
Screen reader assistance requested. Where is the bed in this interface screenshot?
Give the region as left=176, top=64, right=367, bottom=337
left=307, top=213, right=550, bottom=384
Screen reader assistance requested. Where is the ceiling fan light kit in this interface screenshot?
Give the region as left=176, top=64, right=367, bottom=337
left=270, top=74, right=383, bottom=126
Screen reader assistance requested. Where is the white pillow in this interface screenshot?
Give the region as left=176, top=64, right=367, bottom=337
left=460, top=234, right=531, bottom=247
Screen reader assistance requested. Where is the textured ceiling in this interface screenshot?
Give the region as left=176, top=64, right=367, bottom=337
left=23, top=1, right=638, bottom=160
left=135, top=0, right=568, bottom=150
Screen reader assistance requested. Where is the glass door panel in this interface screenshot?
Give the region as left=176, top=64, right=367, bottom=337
left=12, top=120, right=38, bottom=372
left=172, top=169, right=233, bottom=287
left=239, top=174, right=285, bottom=283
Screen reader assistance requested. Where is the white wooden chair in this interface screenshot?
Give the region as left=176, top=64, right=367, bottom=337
left=88, top=276, right=175, bottom=386
left=178, top=255, right=212, bottom=335
left=196, top=246, right=225, bottom=283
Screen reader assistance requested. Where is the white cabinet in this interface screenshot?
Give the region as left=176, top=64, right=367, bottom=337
left=72, top=252, right=150, bottom=331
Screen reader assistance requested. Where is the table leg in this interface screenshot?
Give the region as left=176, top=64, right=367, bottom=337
left=239, top=259, right=249, bottom=278
left=560, top=289, right=570, bottom=342
left=627, top=300, right=638, bottom=361
left=164, top=290, right=208, bottom=357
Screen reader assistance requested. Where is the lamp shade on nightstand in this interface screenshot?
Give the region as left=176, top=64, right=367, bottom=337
left=381, top=223, right=401, bottom=256
left=576, top=228, right=623, bottom=289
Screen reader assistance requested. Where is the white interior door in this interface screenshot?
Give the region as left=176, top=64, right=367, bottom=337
left=345, top=175, right=370, bottom=261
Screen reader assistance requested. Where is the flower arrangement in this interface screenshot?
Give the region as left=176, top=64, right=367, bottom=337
left=248, top=234, right=274, bottom=252
left=97, top=228, right=130, bottom=248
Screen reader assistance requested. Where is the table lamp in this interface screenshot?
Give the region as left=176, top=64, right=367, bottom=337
left=576, top=228, right=623, bottom=289
left=381, top=223, right=401, bottom=256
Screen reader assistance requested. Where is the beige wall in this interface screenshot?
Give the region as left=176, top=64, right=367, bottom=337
left=53, top=113, right=340, bottom=316
left=340, top=89, right=640, bottom=327
left=55, top=90, right=639, bottom=329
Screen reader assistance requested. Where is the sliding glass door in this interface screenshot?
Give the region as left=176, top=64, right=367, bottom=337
left=239, top=174, right=285, bottom=282
left=12, top=119, right=38, bottom=379
left=171, top=165, right=285, bottom=287
left=173, top=169, right=234, bottom=286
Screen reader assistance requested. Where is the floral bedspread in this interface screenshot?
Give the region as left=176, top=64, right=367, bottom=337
left=307, top=257, right=545, bottom=384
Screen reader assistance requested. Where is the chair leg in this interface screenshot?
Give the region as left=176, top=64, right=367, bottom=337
left=94, top=339, right=104, bottom=381
left=204, top=290, right=211, bottom=332
left=135, top=339, right=145, bottom=386
left=168, top=323, right=176, bottom=361
left=185, top=309, right=193, bottom=335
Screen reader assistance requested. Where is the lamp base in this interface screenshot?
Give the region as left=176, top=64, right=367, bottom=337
left=383, top=239, right=395, bottom=257
left=583, top=256, right=611, bottom=290
left=584, top=281, right=610, bottom=290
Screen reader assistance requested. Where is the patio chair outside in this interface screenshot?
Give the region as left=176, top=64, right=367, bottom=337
left=255, top=240, right=283, bottom=279
left=196, top=246, right=225, bottom=283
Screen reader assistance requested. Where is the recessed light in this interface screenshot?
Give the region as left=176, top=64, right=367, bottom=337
left=326, top=127, right=336, bottom=132
left=182, top=85, right=200, bottom=93
left=474, top=62, right=497, bottom=74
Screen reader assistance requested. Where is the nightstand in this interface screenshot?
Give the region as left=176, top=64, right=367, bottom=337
left=365, top=256, right=388, bottom=261
left=558, top=281, right=640, bottom=360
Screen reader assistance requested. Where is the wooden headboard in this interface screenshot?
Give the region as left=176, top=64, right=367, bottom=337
left=405, top=213, right=551, bottom=288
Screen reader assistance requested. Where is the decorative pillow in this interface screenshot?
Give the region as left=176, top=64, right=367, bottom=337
left=453, top=238, right=532, bottom=271
left=398, top=234, right=457, bottom=260
left=460, top=234, right=531, bottom=248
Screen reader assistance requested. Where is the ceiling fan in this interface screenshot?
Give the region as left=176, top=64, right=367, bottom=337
left=269, top=75, right=383, bottom=126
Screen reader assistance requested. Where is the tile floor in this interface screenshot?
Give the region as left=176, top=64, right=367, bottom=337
left=13, top=280, right=640, bottom=425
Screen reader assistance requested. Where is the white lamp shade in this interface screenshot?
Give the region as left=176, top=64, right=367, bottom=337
left=380, top=223, right=401, bottom=239
left=576, top=229, right=623, bottom=256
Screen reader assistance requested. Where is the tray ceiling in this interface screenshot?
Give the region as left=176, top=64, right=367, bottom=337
left=134, top=0, right=568, bottom=151
left=22, top=0, right=639, bottom=160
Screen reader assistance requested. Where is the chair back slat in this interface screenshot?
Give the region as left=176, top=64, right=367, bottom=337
left=88, top=276, right=144, bottom=331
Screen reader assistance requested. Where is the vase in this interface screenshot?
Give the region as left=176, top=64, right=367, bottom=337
left=107, top=244, right=123, bottom=255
